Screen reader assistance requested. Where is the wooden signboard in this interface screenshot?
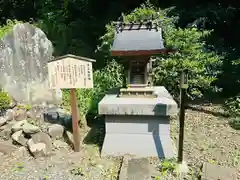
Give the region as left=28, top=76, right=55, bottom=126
left=47, top=54, right=95, bottom=152
left=48, top=54, right=95, bottom=89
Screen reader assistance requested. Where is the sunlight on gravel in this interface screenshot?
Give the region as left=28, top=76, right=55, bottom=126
left=0, top=144, right=121, bottom=180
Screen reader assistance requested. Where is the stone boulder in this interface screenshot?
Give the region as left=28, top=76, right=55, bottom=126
left=43, top=108, right=72, bottom=128
left=5, top=109, right=15, bottom=121
left=48, top=124, right=64, bottom=139
left=12, top=130, right=28, bottom=146
left=27, top=139, right=47, bottom=158
left=12, top=120, right=27, bottom=132
left=0, top=121, right=16, bottom=140
left=31, top=132, right=52, bottom=153
left=0, top=117, right=7, bottom=126
left=26, top=107, right=44, bottom=122
left=14, top=108, right=27, bottom=121
left=66, top=130, right=74, bottom=145
left=53, top=140, right=69, bottom=149
left=22, top=122, right=40, bottom=134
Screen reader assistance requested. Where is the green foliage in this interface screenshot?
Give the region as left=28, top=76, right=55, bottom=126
left=62, top=60, right=123, bottom=118
left=228, top=116, right=240, bottom=130
left=0, top=90, right=11, bottom=109
left=225, top=95, right=240, bottom=116
left=0, top=19, right=21, bottom=38
left=156, top=158, right=177, bottom=177
left=98, top=2, right=222, bottom=99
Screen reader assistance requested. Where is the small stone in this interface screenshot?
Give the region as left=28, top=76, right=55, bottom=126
left=66, top=131, right=74, bottom=145
left=22, top=122, right=40, bottom=134
left=5, top=109, right=15, bottom=121
left=48, top=124, right=64, bottom=139
left=26, top=111, right=35, bottom=119
left=0, top=117, right=7, bottom=126
left=12, top=120, right=27, bottom=132
left=27, top=107, right=44, bottom=120
left=12, top=130, right=28, bottom=146
left=53, top=140, right=69, bottom=149
left=14, top=108, right=27, bottom=121
left=0, top=121, right=16, bottom=140
left=0, top=128, right=12, bottom=140
left=43, top=108, right=71, bottom=126
left=0, top=141, right=17, bottom=155
left=28, top=141, right=47, bottom=158
left=201, top=162, right=237, bottom=180
left=31, top=132, right=52, bottom=153
left=127, top=158, right=151, bottom=180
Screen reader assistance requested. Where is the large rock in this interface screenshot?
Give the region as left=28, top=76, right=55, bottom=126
left=5, top=109, right=15, bottom=121
left=31, top=132, right=52, bottom=153
left=0, top=117, right=7, bottom=126
left=12, top=130, right=28, bottom=146
left=12, top=120, right=27, bottom=132
left=53, top=140, right=69, bottom=149
left=0, top=121, right=16, bottom=140
left=48, top=124, right=64, bottom=139
left=14, top=108, right=27, bottom=121
left=27, top=139, right=46, bottom=158
left=0, top=22, right=62, bottom=106
left=43, top=108, right=72, bottom=128
left=66, top=130, right=74, bottom=145
left=22, top=122, right=40, bottom=134
left=26, top=107, right=44, bottom=120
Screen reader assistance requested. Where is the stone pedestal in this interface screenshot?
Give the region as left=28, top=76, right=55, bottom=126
left=98, top=86, right=178, bottom=158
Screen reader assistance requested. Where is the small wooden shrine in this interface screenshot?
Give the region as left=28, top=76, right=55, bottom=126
left=111, top=20, right=174, bottom=97
left=98, top=19, right=178, bottom=158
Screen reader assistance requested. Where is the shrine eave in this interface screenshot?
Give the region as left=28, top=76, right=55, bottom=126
left=111, top=49, right=176, bottom=56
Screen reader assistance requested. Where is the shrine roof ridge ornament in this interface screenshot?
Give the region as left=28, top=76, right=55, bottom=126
left=49, top=54, right=96, bottom=63
left=113, top=21, right=159, bottom=33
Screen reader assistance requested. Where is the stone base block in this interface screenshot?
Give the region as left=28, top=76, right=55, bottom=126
left=101, top=133, right=176, bottom=158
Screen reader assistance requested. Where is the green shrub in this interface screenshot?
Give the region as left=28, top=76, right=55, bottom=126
left=0, top=19, right=21, bottom=38
left=225, top=95, right=240, bottom=116
left=98, top=2, right=222, bottom=100
left=0, top=90, right=11, bottom=109
left=229, top=116, right=240, bottom=130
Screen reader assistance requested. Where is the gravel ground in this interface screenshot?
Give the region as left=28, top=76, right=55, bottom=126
left=156, top=104, right=240, bottom=179
left=0, top=104, right=239, bottom=180
left=0, top=144, right=121, bottom=180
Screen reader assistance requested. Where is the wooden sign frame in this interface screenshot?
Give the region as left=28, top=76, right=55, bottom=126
left=47, top=54, right=95, bottom=89
left=47, top=54, right=96, bottom=152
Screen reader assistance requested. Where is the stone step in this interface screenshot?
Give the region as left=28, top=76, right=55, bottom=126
left=201, top=162, right=237, bottom=180
left=119, top=156, right=156, bottom=180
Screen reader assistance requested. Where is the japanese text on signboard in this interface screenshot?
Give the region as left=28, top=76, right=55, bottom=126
left=48, top=57, right=93, bottom=89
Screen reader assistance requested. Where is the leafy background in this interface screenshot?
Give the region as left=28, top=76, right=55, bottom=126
left=0, top=0, right=240, bottom=118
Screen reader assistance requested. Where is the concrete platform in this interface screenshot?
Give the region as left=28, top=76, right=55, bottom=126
left=98, top=86, right=177, bottom=158
left=101, top=133, right=176, bottom=158
left=99, top=86, right=178, bottom=116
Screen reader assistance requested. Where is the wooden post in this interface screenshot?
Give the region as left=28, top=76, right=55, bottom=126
left=178, top=69, right=188, bottom=163
left=70, top=88, right=80, bottom=152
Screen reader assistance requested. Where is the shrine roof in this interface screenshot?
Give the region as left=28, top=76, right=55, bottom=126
left=111, top=22, right=173, bottom=56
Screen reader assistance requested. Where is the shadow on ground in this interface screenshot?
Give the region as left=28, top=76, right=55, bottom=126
left=83, top=114, right=105, bottom=151
left=186, top=105, right=230, bottom=118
